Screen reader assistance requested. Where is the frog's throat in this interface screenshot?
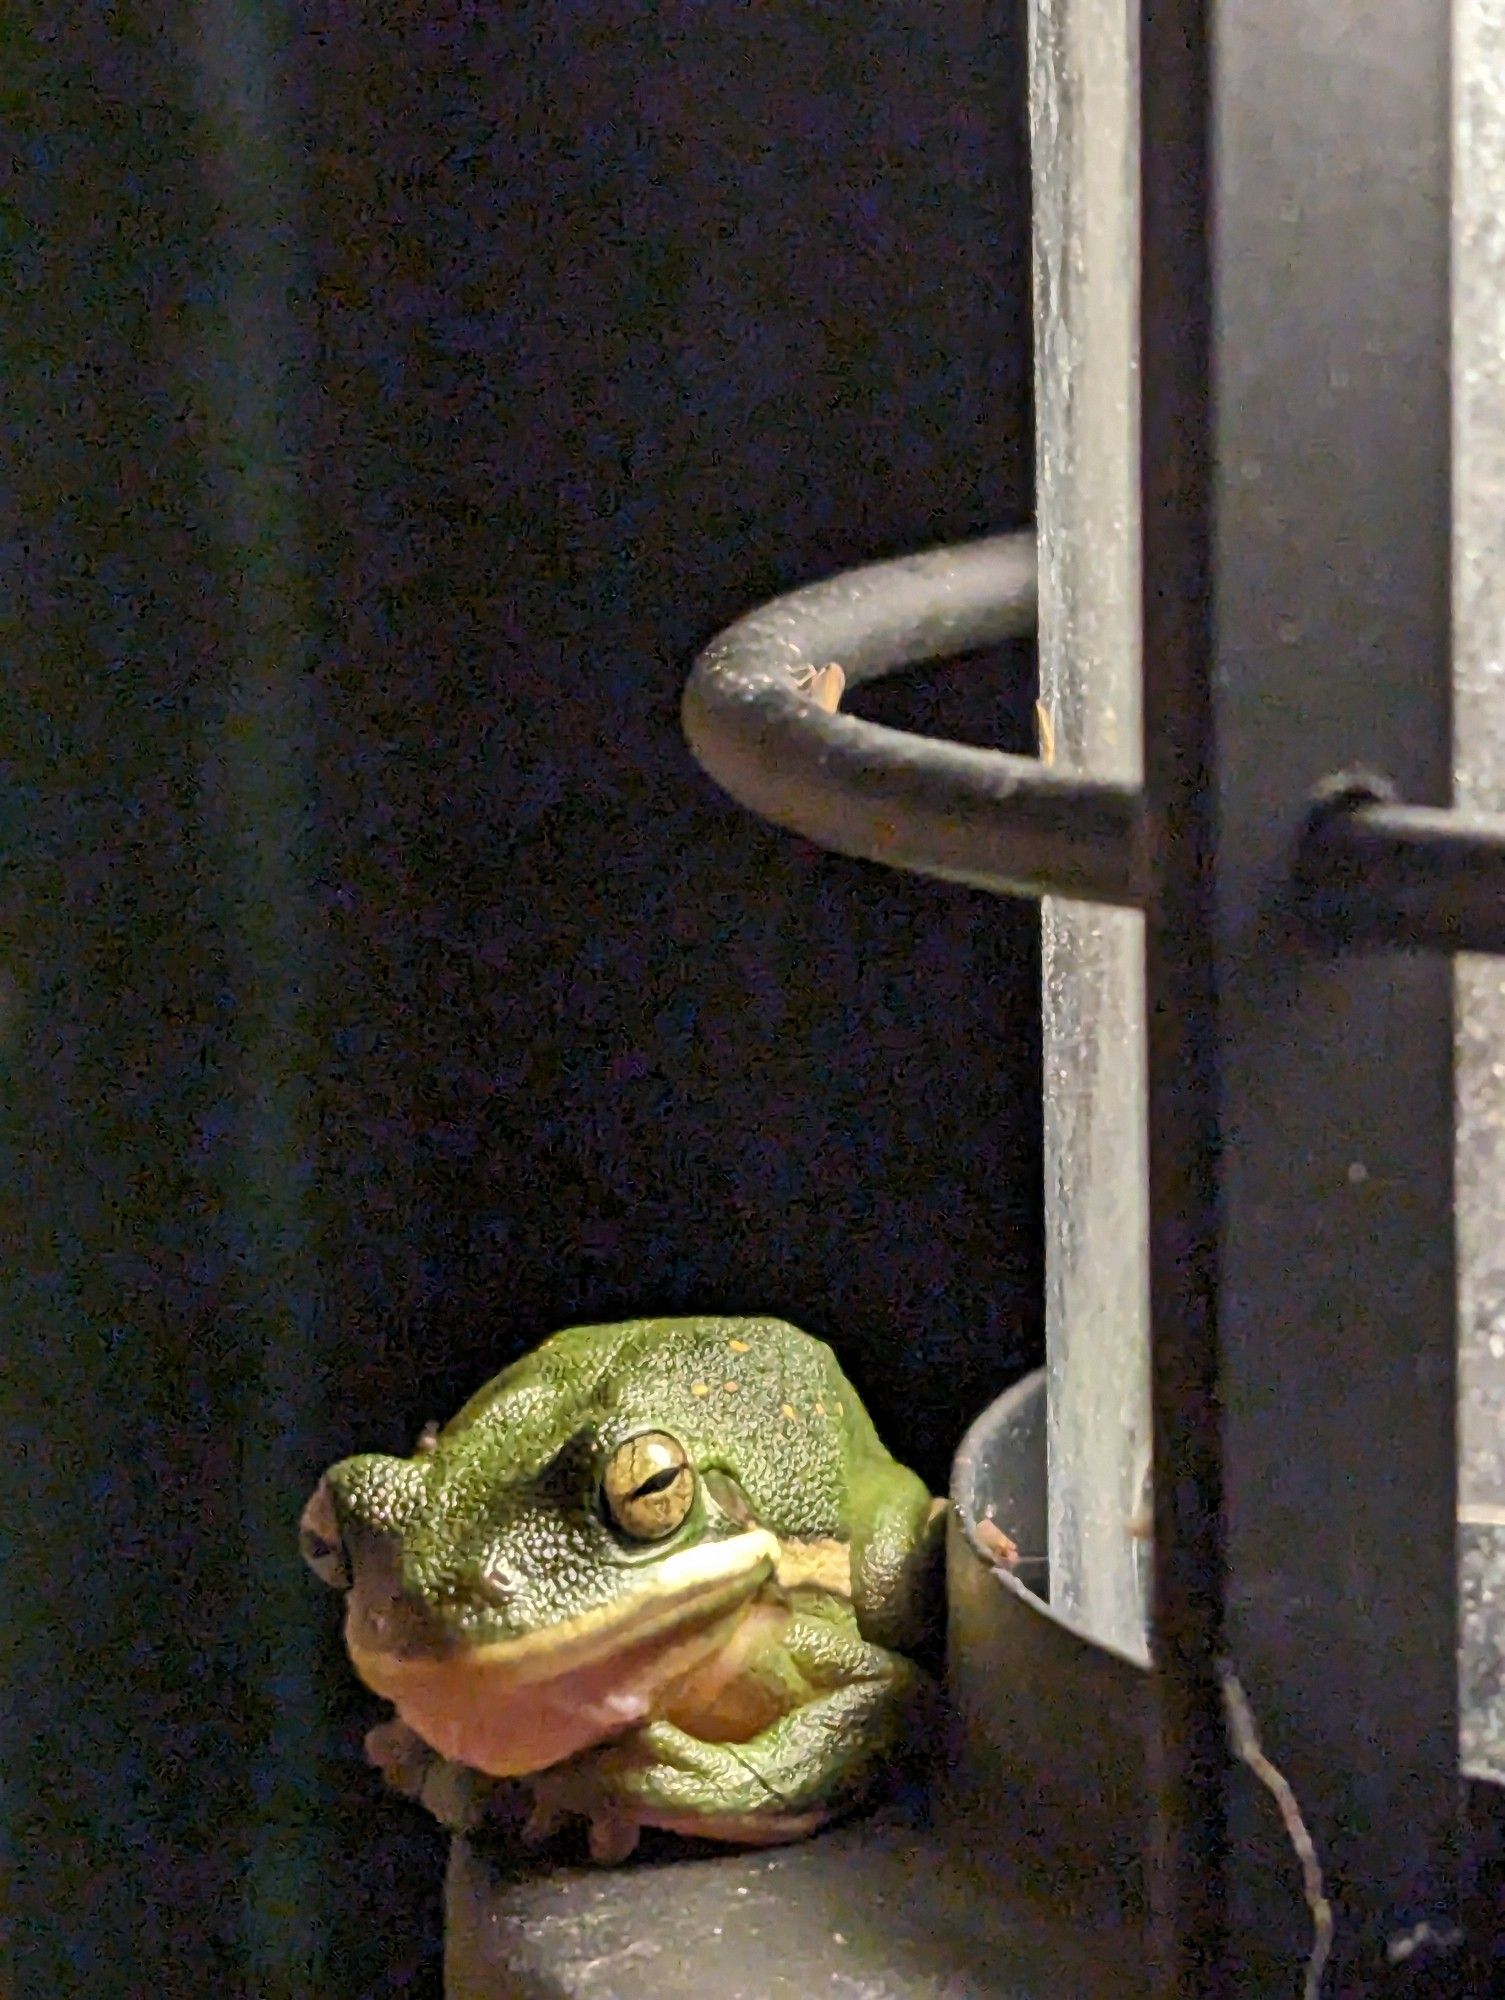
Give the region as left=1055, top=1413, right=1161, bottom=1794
left=346, top=1526, right=782, bottom=1695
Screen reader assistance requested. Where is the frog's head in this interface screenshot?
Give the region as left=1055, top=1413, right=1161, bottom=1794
left=299, top=1338, right=785, bottom=1778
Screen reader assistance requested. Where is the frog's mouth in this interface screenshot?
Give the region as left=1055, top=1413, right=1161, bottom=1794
left=344, top=1527, right=784, bottom=1779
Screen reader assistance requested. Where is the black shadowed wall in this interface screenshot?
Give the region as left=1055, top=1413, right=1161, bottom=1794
left=6, top=2, right=1037, bottom=1993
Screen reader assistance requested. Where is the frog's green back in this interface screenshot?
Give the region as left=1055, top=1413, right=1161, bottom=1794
left=442, top=1315, right=911, bottom=1546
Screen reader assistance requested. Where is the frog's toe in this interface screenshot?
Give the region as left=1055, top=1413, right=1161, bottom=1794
left=521, top=1790, right=569, bottom=1846
left=586, top=1809, right=641, bottom=1865
left=365, top=1716, right=433, bottom=1794
left=417, top=1759, right=499, bottom=1835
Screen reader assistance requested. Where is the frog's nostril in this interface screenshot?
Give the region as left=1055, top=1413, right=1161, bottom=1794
left=299, top=1477, right=351, bottom=1589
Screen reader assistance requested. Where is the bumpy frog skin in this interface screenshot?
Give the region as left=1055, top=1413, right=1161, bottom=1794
left=300, top=1315, right=944, bottom=1862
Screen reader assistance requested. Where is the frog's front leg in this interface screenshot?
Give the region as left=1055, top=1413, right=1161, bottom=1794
left=526, top=1609, right=931, bottom=1863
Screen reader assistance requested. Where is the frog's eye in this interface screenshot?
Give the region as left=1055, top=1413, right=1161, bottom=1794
left=299, top=1477, right=351, bottom=1589
left=602, top=1432, right=695, bottom=1541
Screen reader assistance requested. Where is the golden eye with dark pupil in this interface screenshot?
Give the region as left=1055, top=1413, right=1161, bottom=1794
left=602, top=1432, right=694, bottom=1540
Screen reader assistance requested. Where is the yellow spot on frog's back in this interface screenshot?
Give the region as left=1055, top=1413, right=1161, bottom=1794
left=780, top=1403, right=798, bottom=1422
left=691, top=1382, right=711, bottom=1398
left=723, top=1380, right=739, bottom=1394
left=728, top=1337, right=750, bottom=1353
left=813, top=1401, right=826, bottom=1418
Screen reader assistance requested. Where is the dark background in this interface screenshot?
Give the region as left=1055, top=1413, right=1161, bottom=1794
left=8, top=2, right=1037, bottom=1992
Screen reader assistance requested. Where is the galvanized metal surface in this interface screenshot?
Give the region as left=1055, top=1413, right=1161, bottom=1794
left=1453, top=6, right=1505, bottom=1838
left=1029, top=0, right=1153, bottom=1671
left=1461, top=1521, right=1505, bottom=1784
left=445, top=1809, right=1137, bottom=2000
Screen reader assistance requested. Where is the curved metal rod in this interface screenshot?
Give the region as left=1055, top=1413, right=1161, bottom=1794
left=682, top=532, right=1149, bottom=907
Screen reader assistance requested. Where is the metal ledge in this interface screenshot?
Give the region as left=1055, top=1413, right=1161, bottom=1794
left=444, top=1808, right=1140, bottom=1999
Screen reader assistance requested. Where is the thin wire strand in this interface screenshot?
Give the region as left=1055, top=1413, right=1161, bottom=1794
left=1219, top=1666, right=1334, bottom=2000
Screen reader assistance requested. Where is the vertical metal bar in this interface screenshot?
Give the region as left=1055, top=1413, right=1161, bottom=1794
left=1138, top=0, right=1228, bottom=1992
left=1031, top=0, right=1154, bottom=1673
left=1142, top=0, right=1463, bottom=1988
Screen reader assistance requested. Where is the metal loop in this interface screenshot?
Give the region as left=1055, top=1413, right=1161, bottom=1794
left=682, top=530, right=1505, bottom=952
left=681, top=533, right=1148, bottom=907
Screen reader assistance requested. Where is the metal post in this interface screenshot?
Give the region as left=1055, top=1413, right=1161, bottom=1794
left=1142, top=0, right=1464, bottom=1988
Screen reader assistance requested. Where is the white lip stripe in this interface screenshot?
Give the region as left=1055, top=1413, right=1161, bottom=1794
left=349, top=1527, right=781, bottom=1689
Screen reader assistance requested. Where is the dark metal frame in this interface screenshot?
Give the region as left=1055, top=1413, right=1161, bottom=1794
left=683, top=0, right=1505, bottom=1985
left=1144, top=0, right=1462, bottom=1988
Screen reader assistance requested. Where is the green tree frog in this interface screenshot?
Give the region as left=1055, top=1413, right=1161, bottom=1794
left=300, top=1315, right=945, bottom=1861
